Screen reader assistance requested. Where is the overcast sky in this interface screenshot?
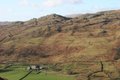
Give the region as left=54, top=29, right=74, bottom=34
left=0, top=0, right=120, bottom=21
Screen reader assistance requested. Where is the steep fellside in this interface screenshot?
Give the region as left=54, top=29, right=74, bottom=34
left=0, top=10, right=120, bottom=64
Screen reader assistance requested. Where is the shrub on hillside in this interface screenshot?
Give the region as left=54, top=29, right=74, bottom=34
left=56, top=26, right=62, bottom=32
left=114, top=47, right=120, bottom=60
left=50, top=64, right=63, bottom=72
left=67, top=69, right=79, bottom=75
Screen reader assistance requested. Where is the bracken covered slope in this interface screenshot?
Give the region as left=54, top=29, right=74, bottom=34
left=0, top=10, right=120, bottom=64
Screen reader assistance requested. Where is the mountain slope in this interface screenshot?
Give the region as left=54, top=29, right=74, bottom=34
left=0, top=10, right=120, bottom=64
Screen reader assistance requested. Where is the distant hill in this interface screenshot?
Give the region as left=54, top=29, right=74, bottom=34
left=66, top=14, right=82, bottom=18
left=0, top=22, right=12, bottom=26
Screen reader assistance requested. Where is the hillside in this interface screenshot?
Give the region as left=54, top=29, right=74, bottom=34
left=0, top=10, right=120, bottom=64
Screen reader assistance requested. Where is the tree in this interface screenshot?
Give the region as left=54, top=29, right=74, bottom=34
left=71, top=25, right=78, bottom=36
left=47, top=25, right=51, bottom=32
left=56, top=25, right=62, bottom=32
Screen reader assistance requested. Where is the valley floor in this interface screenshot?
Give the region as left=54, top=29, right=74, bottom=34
left=0, top=64, right=75, bottom=80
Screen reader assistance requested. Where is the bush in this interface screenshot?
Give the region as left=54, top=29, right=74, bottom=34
left=67, top=69, right=79, bottom=75
left=114, top=47, right=120, bottom=60
left=51, top=64, right=62, bottom=72
left=56, top=26, right=62, bottom=32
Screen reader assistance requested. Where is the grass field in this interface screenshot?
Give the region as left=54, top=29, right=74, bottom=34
left=0, top=65, right=75, bottom=80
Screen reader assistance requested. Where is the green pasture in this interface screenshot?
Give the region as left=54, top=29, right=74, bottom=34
left=0, top=65, right=75, bottom=80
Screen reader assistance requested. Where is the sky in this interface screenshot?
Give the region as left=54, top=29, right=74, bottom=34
left=0, top=0, right=120, bottom=21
